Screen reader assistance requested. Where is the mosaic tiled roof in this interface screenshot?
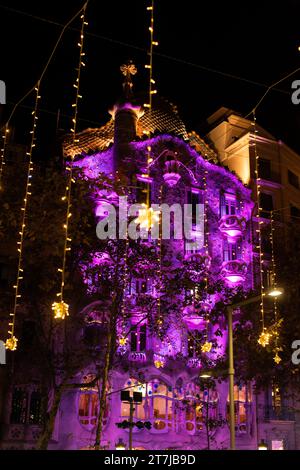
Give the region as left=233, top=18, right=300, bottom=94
left=63, top=97, right=218, bottom=163
left=188, top=131, right=218, bottom=163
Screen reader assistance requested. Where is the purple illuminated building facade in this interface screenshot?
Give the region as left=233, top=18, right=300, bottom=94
left=61, top=88, right=256, bottom=450
left=1, top=72, right=298, bottom=451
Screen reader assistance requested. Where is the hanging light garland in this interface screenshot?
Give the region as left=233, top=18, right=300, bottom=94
left=269, top=210, right=282, bottom=364
left=145, top=0, right=157, bottom=170
left=118, top=186, right=130, bottom=349
left=5, top=83, right=41, bottom=351
left=52, top=5, right=88, bottom=320
left=156, top=186, right=163, bottom=337
left=137, top=0, right=158, bottom=228
left=201, top=167, right=212, bottom=354
left=252, top=113, right=269, bottom=347
left=0, top=124, right=10, bottom=191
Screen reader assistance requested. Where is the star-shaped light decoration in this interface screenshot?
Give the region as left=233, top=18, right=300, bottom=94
left=258, top=330, right=271, bottom=347
left=118, top=336, right=127, bottom=347
left=5, top=336, right=18, bottom=351
left=201, top=341, right=212, bottom=353
left=135, top=204, right=160, bottom=231
left=274, top=352, right=282, bottom=364
left=52, top=301, right=69, bottom=320
left=154, top=359, right=164, bottom=369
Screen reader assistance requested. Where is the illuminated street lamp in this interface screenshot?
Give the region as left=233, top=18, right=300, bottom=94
left=115, top=438, right=126, bottom=450
left=267, top=286, right=283, bottom=298
left=199, top=372, right=213, bottom=379
left=258, top=439, right=268, bottom=450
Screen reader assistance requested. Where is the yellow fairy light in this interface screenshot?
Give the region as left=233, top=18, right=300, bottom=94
left=134, top=205, right=160, bottom=230
left=201, top=341, right=212, bottom=353
left=274, top=352, right=282, bottom=364
left=5, top=83, right=41, bottom=351
left=119, top=337, right=127, bottom=347
left=5, top=336, right=18, bottom=351
left=52, top=301, right=69, bottom=320
left=252, top=113, right=267, bottom=344
left=0, top=125, right=9, bottom=190
left=258, top=330, right=271, bottom=347
left=53, top=3, right=88, bottom=318
left=154, top=360, right=164, bottom=369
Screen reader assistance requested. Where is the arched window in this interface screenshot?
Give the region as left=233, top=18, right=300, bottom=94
left=184, top=382, right=219, bottom=434
left=120, top=378, right=174, bottom=432
left=130, top=324, right=147, bottom=352
left=187, top=331, right=202, bottom=358
left=78, top=374, right=109, bottom=430
left=29, top=391, right=43, bottom=425
left=10, top=386, right=44, bottom=425
left=150, top=381, right=173, bottom=431
left=227, top=384, right=252, bottom=434
left=10, top=387, right=28, bottom=424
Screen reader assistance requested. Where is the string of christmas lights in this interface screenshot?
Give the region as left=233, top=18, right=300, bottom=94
left=269, top=211, right=282, bottom=364
left=52, top=5, right=88, bottom=320
left=252, top=113, right=269, bottom=348
left=144, top=0, right=158, bottom=177
left=5, top=83, right=41, bottom=351
left=0, top=124, right=9, bottom=191
left=118, top=186, right=130, bottom=348
left=201, top=167, right=212, bottom=353
left=156, top=186, right=163, bottom=337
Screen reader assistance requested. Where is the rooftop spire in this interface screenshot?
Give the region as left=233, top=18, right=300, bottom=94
left=120, top=61, right=137, bottom=99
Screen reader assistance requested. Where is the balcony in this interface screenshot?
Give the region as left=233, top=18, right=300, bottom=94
left=221, top=259, right=247, bottom=284
left=182, top=305, right=206, bottom=330
left=184, top=253, right=211, bottom=282
left=219, top=215, right=246, bottom=241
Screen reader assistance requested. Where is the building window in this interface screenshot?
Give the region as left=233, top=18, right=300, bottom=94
left=136, top=176, right=152, bottom=205
left=29, top=391, right=43, bottom=425
left=127, top=277, right=153, bottom=295
left=10, top=388, right=28, bottom=424
left=290, top=204, right=300, bottom=219
left=259, top=193, right=273, bottom=218
left=271, top=383, right=282, bottom=413
left=78, top=374, right=109, bottom=430
left=258, top=158, right=271, bottom=180
left=130, top=324, right=147, bottom=352
left=187, top=331, right=203, bottom=358
left=10, top=387, right=44, bottom=425
left=186, top=188, right=202, bottom=226
left=120, top=378, right=173, bottom=432
left=226, top=384, right=252, bottom=434
left=271, top=440, right=284, bottom=450
left=220, top=192, right=238, bottom=217
left=184, top=382, right=219, bottom=434
left=288, top=169, right=299, bottom=189
left=223, top=240, right=241, bottom=261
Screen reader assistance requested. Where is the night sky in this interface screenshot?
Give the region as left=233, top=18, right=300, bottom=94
left=1, top=0, right=300, bottom=159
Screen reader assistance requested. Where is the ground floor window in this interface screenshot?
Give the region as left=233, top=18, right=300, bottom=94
left=10, top=387, right=43, bottom=425
left=226, top=384, right=252, bottom=433
left=120, top=378, right=219, bottom=434
left=120, top=378, right=173, bottom=432
left=78, top=374, right=109, bottom=430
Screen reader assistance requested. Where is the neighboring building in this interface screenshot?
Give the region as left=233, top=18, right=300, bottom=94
left=0, top=76, right=299, bottom=451
left=207, top=107, right=300, bottom=224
